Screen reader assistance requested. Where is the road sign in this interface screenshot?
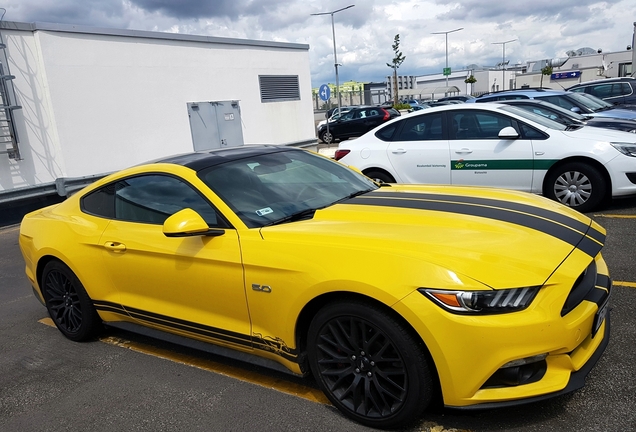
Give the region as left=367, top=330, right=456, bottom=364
left=551, top=71, right=581, bottom=80
left=443, top=67, right=451, bottom=76
left=319, top=84, right=331, bottom=101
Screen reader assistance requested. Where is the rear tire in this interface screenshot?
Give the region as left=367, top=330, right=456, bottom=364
left=364, top=170, right=395, bottom=184
left=307, top=301, right=433, bottom=429
left=41, top=261, right=101, bottom=341
left=544, top=162, right=606, bottom=212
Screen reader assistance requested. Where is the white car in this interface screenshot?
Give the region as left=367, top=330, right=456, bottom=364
left=335, top=103, right=636, bottom=212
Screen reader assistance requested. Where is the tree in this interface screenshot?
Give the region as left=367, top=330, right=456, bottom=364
left=464, top=74, right=477, bottom=95
left=540, top=65, right=553, bottom=87
left=386, top=34, right=406, bottom=105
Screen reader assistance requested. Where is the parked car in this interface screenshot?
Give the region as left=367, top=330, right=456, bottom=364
left=335, top=103, right=636, bottom=212
left=317, top=106, right=400, bottom=144
left=567, top=77, right=636, bottom=106
left=317, top=108, right=355, bottom=129
left=437, top=94, right=475, bottom=102
left=468, top=88, right=636, bottom=120
left=325, top=105, right=355, bottom=119
left=20, top=145, right=611, bottom=429
left=497, top=99, right=636, bottom=133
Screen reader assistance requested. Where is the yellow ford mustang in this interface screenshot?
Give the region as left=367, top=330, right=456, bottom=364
left=19, top=145, right=611, bottom=429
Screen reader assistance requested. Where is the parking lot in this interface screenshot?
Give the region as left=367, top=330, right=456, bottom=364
left=1, top=196, right=635, bottom=432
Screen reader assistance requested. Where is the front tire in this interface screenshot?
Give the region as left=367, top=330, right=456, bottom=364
left=41, top=261, right=102, bottom=341
left=320, top=130, right=334, bottom=144
left=307, top=301, right=433, bottom=429
left=544, top=162, right=606, bottom=212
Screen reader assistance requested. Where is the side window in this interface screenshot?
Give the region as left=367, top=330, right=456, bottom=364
left=451, top=111, right=517, bottom=139
left=589, top=84, right=613, bottom=99
left=618, top=82, right=632, bottom=96
left=517, top=122, right=548, bottom=140
left=394, top=113, right=443, bottom=141
left=375, top=122, right=399, bottom=141
left=570, top=87, right=586, bottom=94
left=82, top=174, right=226, bottom=227
left=341, top=111, right=356, bottom=121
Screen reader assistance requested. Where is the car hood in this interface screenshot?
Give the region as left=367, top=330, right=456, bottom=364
left=588, top=108, right=636, bottom=120
left=562, top=124, right=636, bottom=140
left=260, top=185, right=605, bottom=289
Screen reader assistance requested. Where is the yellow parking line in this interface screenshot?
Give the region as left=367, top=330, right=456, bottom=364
left=614, top=281, right=636, bottom=288
left=38, top=317, right=329, bottom=404
left=594, top=214, right=636, bottom=218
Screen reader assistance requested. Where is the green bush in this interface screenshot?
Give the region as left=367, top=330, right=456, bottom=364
left=394, top=103, right=412, bottom=110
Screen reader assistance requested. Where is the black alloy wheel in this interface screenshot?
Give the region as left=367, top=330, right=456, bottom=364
left=41, top=260, right=101, bottom=341
left=544, top=162, right=606, bottom=212
left=307, top=301, right=433, bottom=429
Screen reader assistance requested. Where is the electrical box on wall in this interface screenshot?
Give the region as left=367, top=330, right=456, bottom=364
left=187, top=101, right=245, bottom=151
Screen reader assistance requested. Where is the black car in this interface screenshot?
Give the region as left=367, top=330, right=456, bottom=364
left=497, top=99, right=636, bottom=133
left=317, top=106, right=400, bottom=143
left=567, top=77, right=636, bottom=106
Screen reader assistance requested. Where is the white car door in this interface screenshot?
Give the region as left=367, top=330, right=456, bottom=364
left=448, top=110, right=534, bottom=190
left=386, top=111, right=451, bottom=184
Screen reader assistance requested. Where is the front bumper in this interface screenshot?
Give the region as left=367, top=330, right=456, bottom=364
left=393, top=251, right=611, bottom=408
left=450, top=314, right=610, bottom=410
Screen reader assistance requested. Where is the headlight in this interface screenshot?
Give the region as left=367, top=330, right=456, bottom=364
left=610, top=142, right=636, bottom=156
left=419, top=286, right=540, bottom=314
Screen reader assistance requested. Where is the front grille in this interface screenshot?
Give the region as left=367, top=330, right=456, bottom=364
left=561, top=261, right=597, bottom=316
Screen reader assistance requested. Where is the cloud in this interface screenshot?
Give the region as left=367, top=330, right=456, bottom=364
left=2, top=0, right=634, bottom=87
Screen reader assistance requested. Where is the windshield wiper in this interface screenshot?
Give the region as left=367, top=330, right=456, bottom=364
left=264, top=208, right=317, bottom=226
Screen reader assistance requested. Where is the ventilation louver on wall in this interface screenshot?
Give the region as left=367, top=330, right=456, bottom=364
left=259, top=75, right=300, bottom=102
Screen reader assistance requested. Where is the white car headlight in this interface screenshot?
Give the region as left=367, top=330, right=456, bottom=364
left=419, top=286, right=540, bottom=314
left=610, top=142, right=636, bottom=156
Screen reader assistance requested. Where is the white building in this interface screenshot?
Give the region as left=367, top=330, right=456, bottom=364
left=0, top=21, right=315, bottom=200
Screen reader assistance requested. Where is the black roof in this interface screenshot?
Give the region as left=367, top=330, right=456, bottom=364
left=155, top=145, right=303, bottom=171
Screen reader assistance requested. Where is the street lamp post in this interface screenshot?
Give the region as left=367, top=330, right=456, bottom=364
left=311, top=4, right=355, bottom=113
left=492, top=39, right=517, bottom=91
left=431, top=28, right=463, bottom=90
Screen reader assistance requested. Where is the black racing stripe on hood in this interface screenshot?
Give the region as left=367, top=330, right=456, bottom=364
left=368, top=191, right=605, bottom=244
left=344, top=196, right=602, bottom=257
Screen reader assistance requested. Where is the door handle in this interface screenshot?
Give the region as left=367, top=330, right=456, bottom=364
left=455, top=148, right=473, bottom=154
left=391, top=148, right=407, bottom=154
left=104, top=241, right=126, bottom=252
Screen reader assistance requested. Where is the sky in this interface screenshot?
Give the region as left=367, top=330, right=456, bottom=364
left=2, top=0, right=635, bottom=88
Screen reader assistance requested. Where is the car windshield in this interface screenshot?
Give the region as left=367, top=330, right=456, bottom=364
left=499, top=105, right=568, bottom=130
left=566, top=92, right=611, bottom=111
left=577, top=92, right=615, bottom=108
left=198, top=149, right=377, bottom=228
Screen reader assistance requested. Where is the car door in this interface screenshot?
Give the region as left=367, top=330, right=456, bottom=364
left=449, top=109, right=534, bottom=190
left=386, top=111, right=451, bottom=184
left=93, top=174, right=252, bottom=346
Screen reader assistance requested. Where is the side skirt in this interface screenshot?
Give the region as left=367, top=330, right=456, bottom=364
left=105, top=320, right=306, bottom=378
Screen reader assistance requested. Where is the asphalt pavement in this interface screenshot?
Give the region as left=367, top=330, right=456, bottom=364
left=1, top=196, right=635, bottom=432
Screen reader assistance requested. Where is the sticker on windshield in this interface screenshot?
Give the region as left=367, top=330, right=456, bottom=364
left=256, top=207, right=274, bottom=216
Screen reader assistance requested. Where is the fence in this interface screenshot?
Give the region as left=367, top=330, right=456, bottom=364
left=313, top=89, right=391, bottom=110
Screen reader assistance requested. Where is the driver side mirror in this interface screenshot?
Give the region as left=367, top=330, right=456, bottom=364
left=163, top=208, right=224, bottom=238
left=498, top=126, right=519, bottom=139
left=570, top=107, right=581, bottom=113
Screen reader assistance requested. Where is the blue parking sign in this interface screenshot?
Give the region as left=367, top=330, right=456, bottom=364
left=319, top=84, right=331, bottom=101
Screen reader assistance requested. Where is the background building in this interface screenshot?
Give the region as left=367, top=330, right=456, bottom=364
left=0, top=21, right=314, bottom=205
